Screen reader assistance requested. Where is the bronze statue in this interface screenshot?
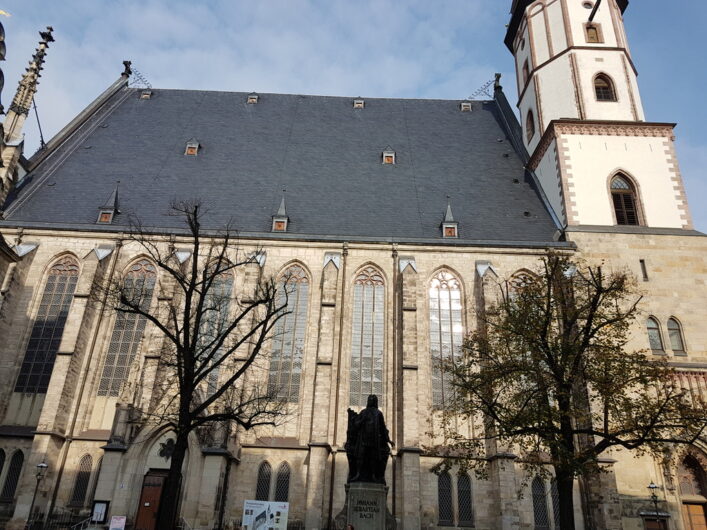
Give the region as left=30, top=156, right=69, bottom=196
left=345, top=395, right=394, bottom=484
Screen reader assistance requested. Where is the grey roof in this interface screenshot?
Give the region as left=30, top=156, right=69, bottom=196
left=3, top=87, right=562, bottom=245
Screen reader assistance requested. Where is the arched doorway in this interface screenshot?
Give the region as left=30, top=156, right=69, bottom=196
left=678, top=453, right=707, bottom=530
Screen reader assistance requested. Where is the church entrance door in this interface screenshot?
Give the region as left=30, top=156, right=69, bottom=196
left=135, top=470, right=169, bottom=530
left=682, top=504, right=707, bottom=530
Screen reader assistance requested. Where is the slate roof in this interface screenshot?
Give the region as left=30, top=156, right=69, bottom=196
left=3, top=87, right=562, bottom=246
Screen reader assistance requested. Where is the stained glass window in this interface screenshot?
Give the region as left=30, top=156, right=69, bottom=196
left=98, top=259, right=156, bottom=396
left=0, top=450, right=24, bottom=503
left=15, top=257, right=79, bottom=394
left=438, top=472, right=453, bottom=526
left=255, top=462, right=272, bottom=501
left=350, top=266, right=385, bottom=407
left=268, top=266, right=309, bottom=403
left=532, top=477, right=550, bottom=530
left=551, top=479, right=561, bottom=529
left=69, top=454, right=93, bottom=507
left=430, top=271, right=463, bottom=409
left=678, top=456, right=706, bottom=497
left=274, top=462, right=290, bottom=502
left=458, top=474, right=474, bottom=527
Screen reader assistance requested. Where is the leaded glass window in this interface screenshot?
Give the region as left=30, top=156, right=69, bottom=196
left=0, top=450, right=24, bottom=502
left=429, top=271, right=463, bottom=409
left=255, top=462, right=272, bottom=501
left=678, top=456, right=706, bottom=497
left=69, top=454, right=93, bottom=507
left=268, top=266, right=309, bottom=403
left=458, top=474, right=474, bottom=527
left=274, top=462, right=290, bottom=502
left=532, top=477, right=550, bottom=530
left=667, top=318, right=685, bottom=353
left=438, top=472, right=453, bottom=526
left=15, top=257, right=80, bottom=394
left=98, top=259, right=156, bottom=397
left=647, top=317, right=664, bottom=353
left=349, top=266, right=385, bottom=407
left=551, top=479, right=561, bottom=529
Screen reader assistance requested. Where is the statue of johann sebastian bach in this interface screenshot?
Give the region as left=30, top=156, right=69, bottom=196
left=346, top=395, right=394, bottom=484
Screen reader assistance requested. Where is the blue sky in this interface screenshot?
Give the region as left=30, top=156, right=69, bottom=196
left=1, top=0, right=705, bottom=230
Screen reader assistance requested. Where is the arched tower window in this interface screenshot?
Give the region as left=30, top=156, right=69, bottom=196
left=594, top=74, right=617, bottom=101
left=437, top=472, right=453, bottom=526
left=15, top=256, right=80, bottom=394
left=429, top=270, right=463, bottom=409
left=98, top=259, right=157, bottom=397
left=458, top=474, right=474, bottom=527
left=69, top=454, right=93, bottom=507
left=349, top=266, right=385, bottom=407
left=667, top=318, right=686, bottom=353
left=274, top=462, right=291, bottom=502
left=526, top=110, right=536, bottom=142
left=523, top=60, right=530, bottom=85
left=0, top=450, right=24, bottom=502
left=268, top=265, right=309, bottom=403
left=647, top=317, right=664, bottom=353
left=611, top=174, right=640, bottom=226
left=532, top=477, right=550, bottom=530
left=255, top=462, right=272, bottom=501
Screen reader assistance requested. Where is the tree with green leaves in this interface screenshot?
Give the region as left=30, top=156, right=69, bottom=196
left=438, top=253, right=707, bottom=530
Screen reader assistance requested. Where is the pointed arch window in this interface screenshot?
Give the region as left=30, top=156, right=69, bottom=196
left=678, top=455, right=707, bottom=497
left=98, top=259, right=157, bottom=397
left=268, top=265, right=309, bottom=403
left=611, top=175, right=640, bottom=226
left=526, top=110, right=536, bottom=142
left=458, top=474, right=474, bottom=527
left=15, top=257, right=80, bottom=394
left=0, top=450, right=24, bottom=503
left=349, top=266, right=385, bottom=407
left=594, top=74, right=617, bottom=101
left=667, top=318, right=686, bottom=353
left=551, top=479, right=561, bottom=529
left=532, top=477, right=550, bottom=530
left=255, top=462, right=272, bottom=501
left=0, top=450, right=5, bottom=488
left=429, top=271, right=463, bottom=409
left=69, top=454, right=93, bottom=507
left=647, top=317, right=664, bottom=353
left=274, top=462, right=291, bottom=502
left=438, top=472, right=453, bottom=526
left=523, top=60, right=530, bottom=85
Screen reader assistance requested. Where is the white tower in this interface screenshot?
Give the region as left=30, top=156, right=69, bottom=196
left=506, top=0, right=693, bottom=230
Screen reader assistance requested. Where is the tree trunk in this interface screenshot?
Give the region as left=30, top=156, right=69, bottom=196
left=555, top=467, right=576, bottom=530
left=156, top=431, right=188, bottom=529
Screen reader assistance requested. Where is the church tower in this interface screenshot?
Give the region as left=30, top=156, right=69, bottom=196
left=506, top=0, right=693, bottom=230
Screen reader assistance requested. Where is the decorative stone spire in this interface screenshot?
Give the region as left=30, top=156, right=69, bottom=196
left=441, top=196, right=459, bottom=238
left=272, top=190, right=289, bottom=232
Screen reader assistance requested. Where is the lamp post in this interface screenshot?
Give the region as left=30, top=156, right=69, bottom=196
left=648, top=481, right=662, bottom=529
left=26, top=461, right=48, bottom=530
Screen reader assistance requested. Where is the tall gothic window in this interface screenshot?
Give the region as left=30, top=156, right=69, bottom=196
left=438, top=472, right=453, bottom=526
left=0, top=450, right=5, bottom=486
left=69, top=454, right=93, bottom=507
left=667, top=318, right=686, bottom=353
left=647, top=317, right=664, bottom=353
left=551, top=479, right=561, bottom=529
left=98, top=259, right=157, bottom=397
left=532, top=477, right=550, bottom=530
left=611, top=175, right=640, bottom=226
left=268, top=265, right=309, bottom=403
left=594, top=74, right=617, bottom=101
left=15, top=257, right=80, bottom=394
left=526, top=110, right=536, bottom=142
left=679, top=455, right=707, bottom=497
left=0, top=450, right=24, bottom=503
left=458, top=474, right=474, bottom=527
left=274, top=462, right=291, bottom=502
left=349, top=266, right=385, bottom=407
left=429, top=271, right=463, bottom=409
left=255, top=462, right=272, bottom=501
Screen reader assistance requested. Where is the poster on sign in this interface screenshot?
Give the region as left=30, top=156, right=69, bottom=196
left=108, top=515, right=126, bottom=530
left=241, top=500, right=289, bottom=530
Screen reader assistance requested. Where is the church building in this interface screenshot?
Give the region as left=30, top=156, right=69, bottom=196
left=0, top=0, right=705, bottom=528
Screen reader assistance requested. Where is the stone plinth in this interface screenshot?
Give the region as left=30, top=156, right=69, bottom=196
left=346, top=482, right=387, bottom=530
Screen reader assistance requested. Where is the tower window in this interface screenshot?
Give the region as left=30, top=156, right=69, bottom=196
left=610, top=174, right=640, bottom=225
left=585, top=23, right=603, bottom=43
left=526, top=110, right=536, bottom=142
left=594, top=74, right=617, bottom=101
left=667, top=318, right=686, bottom=353
left=523, top=60, right=530, bottom=85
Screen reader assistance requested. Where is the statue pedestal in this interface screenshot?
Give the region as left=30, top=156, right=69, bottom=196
left=346, top=482, right=394, bottom=530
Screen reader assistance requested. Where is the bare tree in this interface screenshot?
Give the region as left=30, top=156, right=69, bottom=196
left=100, top=200, right=290, bottom=528
left=437, top=253, right=707, bottom=530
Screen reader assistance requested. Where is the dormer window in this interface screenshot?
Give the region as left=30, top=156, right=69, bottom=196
left=140, top=89, right=153, bottom=100
left=382, top=148, right=396, bottom=165
left=272, top=219, right=288, bottom=232
left=460, top=101, right=472, bottom=112
left=442, top=224, right=458, bottom=238
left=185, top=140, right=200, bottom=156
left=247, top=93, right=259, bottom=104
left=353, top=98, right=365, bottom=109
left=97, top=210, right=114, bottom=224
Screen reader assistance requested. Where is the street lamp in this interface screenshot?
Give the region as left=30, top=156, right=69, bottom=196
left=647, top=481, right=661, bottom=529
left=26, top=461, right=48, bottom=530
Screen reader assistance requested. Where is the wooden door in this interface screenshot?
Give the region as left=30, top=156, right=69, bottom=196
left=683, top=504, right=707, bottom=530
left=134, top=470, right=169, bottom=530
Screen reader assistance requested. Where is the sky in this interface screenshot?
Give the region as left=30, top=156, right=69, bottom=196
left=1, top=0, right=705, bottom=230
